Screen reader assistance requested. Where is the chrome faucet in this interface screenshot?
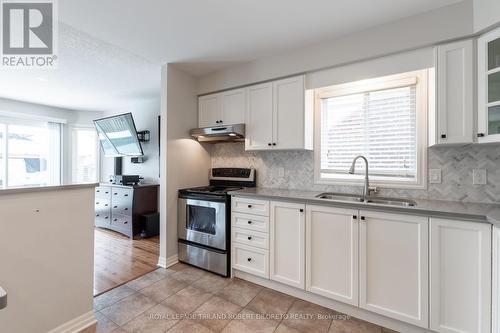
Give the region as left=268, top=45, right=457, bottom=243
left=349, top=155, right=370, bottom=199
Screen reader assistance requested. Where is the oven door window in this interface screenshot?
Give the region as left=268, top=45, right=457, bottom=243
left=187, top=205, right=216, bottom=235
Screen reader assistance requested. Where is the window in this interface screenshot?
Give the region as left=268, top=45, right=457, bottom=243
left=314, top=70, right=428, bottom=188
left=0, top=117, right=61, bottom=188
left=71, top=126, right=99, bottom=183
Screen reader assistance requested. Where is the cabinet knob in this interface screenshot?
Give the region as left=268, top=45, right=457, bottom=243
left=124, top=221, right=128, bottom=224
left=360, top=216, right=366, bottom=221
left=96, top=202, right=99, bottom=204
left=299, top=209, right=304, bottom=212
left=104, top=204, right=108, bottom=207
left=113, top=218, right=118, bottom=221
left=247, top=258, right=252, bottom=262
left=113, top=206, right=118, bottom=208
left=124, top=194, right=129, bottom=197
left=96, top=190, right=100, bottom=193
left=248, top=236, right=252, bottom=240
left=96, top=214, right=100, bottom=217
left=272, top=143, right=276, bottom=146
left=352, top=215, right=357, bottom=219
left=105, top=192, right=109, bottom=194
left=268, top=143, right=272, bottom=146
left=441, top=134, right=447, bottom=139
left=477, top=133, right=485, bottom=138
left=114, top=193, right=118, bottom=195
left=247, top=221, right=252, bottom=224
left=247, top=205, right=252, bottom=208
left=124, top=208, right=128, bottom=211
left=104, top=216, right=109, bottom=219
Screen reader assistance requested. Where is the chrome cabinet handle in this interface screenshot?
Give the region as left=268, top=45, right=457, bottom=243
left=0, top=286, right=7, bottom=310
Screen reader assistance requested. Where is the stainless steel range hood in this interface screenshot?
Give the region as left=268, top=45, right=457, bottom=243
left=190, top=124, right=245, bottom=143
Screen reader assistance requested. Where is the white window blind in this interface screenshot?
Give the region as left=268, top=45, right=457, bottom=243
left=320, top=85, right=418, bottom=180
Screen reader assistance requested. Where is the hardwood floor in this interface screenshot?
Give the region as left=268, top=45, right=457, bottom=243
left=94, top=228, right=159, bottom=296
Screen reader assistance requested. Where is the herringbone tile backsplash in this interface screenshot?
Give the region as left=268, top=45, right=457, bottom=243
left=211, top=142, right=500, bottom=204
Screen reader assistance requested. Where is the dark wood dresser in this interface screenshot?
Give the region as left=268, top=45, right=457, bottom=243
left=94, top=183, right=159, bottom=238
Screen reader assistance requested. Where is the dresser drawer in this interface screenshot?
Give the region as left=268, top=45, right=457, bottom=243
left=111, top=187, right=133, bottom=201
left=232, top=212, right=269, bottom=233
left=233, top=227, right=269, bottom=249
left=232, top=243, right=269, bottom=278
left=111, top=214, right=132, bottom=230
left=95, top=214, right=110, bottom=228
left=111, top=201, right=132, bottom=216
left=232, top=197, right=269, bottom=216
left=95, top=186, right=111, bottom=199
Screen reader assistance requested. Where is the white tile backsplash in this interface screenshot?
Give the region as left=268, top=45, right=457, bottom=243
left=211, top=142, right=500, bottom=204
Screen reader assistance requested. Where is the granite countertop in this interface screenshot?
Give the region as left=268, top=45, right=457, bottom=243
left=0, top=183, right=99, bottom=196
left=228, top=187, right=500, bottom=226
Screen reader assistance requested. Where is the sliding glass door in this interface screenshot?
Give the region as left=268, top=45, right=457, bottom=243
left=0, top=117, right=61, bottom=188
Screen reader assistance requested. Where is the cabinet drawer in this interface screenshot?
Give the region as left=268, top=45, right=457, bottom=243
left=232, top=197, right=269, bottom=216
left=111, top=214, right=132, bottom=230
left=111, top=187, right=133, bottom=201
left=232, top=212, right=269, bottom=233
left=95, top=186, right=111, bottom=199
left=233, top=227, right=269, bottom=249
left=95, top=199, right=110, bottom=211
left=111, top=201, right=132, bottom=216
left=232, top=243, right=269, bottom=278
left=95, top=214, right=110, bottom=228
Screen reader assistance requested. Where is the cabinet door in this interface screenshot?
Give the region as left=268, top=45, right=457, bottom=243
left=359, top=210, right=428, bottom=328
left=436, top=40, right=473, bottom=144
left=198, top=94, right=221, bottom=128
left=221, top=89, right=246, bottom=125
left=306, top=205, right=358, bottom=306
left=430, top=218, right=491, bottom=333
left=246, top=83, right=273, bottom=150
left=478, top=27, right=500, bottom=143
left=273, top=75, right=305, bottom=149
left=270, top=201, right=305, bottom=289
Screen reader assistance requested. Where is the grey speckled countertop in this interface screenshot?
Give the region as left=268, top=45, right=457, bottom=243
left=0, top=183, right=99, bottom=196
left=229, top=188, right=500, bottom=226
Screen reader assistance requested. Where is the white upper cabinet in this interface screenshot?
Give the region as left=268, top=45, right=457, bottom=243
left=198, top=94, right=221, bottom=128
left=430, top=218, right=491, bottom=333
left=198, top=88, right=246, bottom=127
left=246, top=82, right=274, bottom=150
left=306, top=205, right=358, bottom=306
left=359, top=210, right=428, bottom=328
left=478, top=27, right=500, bottom=143
left=270, top=201, right=305, bottom=289
left=246, top=75, right=312, bottom=151
left=432, top=39, right=474, bottom=145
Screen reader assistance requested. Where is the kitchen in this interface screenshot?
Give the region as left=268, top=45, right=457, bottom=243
left=2, top=1, right=500, bottom=333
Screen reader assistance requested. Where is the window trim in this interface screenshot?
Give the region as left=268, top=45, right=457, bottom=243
left=313, top=70, right=428, bottom=189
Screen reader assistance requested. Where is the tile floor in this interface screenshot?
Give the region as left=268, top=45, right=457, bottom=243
left=92, top=263, right=399, bottom=333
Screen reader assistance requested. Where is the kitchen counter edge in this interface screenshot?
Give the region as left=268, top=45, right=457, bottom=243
left=228, top=188, right=500, bottom=226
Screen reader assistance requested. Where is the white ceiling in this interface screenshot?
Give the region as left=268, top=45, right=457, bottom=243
left=0, top=0, right=464, bottom=111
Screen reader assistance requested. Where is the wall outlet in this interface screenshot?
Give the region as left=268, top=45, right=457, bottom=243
left=473, top=169, right=487, bottom=185
left=429, top=169, right=442, bottom=184
left=278, top=167, right=285, bottom=178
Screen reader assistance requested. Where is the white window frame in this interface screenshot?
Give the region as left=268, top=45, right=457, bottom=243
left=313, top=70, right=428, bottom=189
left=69, top=124, right=100, bottom=183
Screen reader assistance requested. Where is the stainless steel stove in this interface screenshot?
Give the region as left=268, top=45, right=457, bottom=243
left=177, top=168, right=256, bottom=276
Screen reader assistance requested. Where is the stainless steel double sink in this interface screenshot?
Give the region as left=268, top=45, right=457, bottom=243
left=315, top=192, right=416, bottom=207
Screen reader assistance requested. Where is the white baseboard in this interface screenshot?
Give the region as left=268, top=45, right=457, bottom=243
left=157, top=254, right=178, bottom=268
left=46, top=310, right=96, bottom=333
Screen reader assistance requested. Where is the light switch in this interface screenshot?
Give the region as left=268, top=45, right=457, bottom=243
left=278, top=167, right=285, bottom=178
left=473, top=169, right=487, bottom=185
left=429, top=169, right=441, bottom=184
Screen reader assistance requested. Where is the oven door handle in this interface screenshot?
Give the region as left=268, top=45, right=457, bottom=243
left=179, top=193, right=226, bottom=203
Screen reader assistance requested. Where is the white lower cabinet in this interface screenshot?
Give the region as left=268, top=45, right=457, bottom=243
left=359, top=210, right=429, bottom=328
left=305, top=205, right=358, bottom=306
left=270, top=201, right=305, bottom=289
left=430, top=218, right=491, bottom=333
left=231, top=198, right=494, bottom=332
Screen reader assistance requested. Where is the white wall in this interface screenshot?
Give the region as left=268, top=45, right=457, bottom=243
left=159, top=65, right=211, bottom=263
left=474, top=0, right=500, bottom=32
left=0, top=97, right=103, bottom=184
left=99, top=98, right=161, bottom=183
left=0, top=187, right=96, bottom=333
left=197, top=0, right=473, bottom=94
